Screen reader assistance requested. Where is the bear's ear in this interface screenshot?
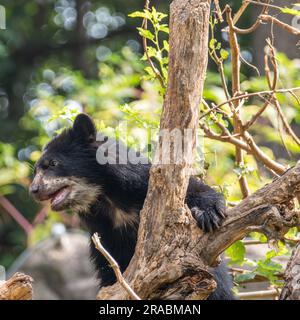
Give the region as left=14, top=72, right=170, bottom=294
left=72, top=113, right=96, bottom=143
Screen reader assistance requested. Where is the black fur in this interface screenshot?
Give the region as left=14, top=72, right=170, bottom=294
left=32, top=114, right=234, bottom=300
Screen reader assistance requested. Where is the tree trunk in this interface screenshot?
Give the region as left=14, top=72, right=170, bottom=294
left=97, top=0, right=214, bottom=300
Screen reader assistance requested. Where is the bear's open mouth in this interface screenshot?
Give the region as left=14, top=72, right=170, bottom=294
left=49, top=186, right=71, bottom=210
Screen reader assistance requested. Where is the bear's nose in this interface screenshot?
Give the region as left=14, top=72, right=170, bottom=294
left=29, top=183, right=39, bottom=194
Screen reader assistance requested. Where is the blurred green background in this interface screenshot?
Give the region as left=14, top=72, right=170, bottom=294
left=0, top=0, right=299, bottom=291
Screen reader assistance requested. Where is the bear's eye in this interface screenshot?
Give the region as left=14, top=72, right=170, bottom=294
left=49, top=159, right=58, bottom=167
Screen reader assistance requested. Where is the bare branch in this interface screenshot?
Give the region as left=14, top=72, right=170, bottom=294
left=201, top=161, right=300, bottom=265
left=231, top=0, right=271, bottom=35
left=273, top=98, right=300, bottom=147
left=243, top=131, right=286, bottom=174
left=200, top=87, right=300, bottom=120
left=226, top=5, right=250, bottom=198
left=92, top=233, right=141, bottom=300
left=213, top=0, right=223, bottom=22
left=200, top=122, right=252, bottom=153
left=260, top=14, right=300, bottom=36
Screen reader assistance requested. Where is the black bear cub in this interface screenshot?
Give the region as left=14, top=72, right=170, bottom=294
left=30, top=113, right=234, bottom=300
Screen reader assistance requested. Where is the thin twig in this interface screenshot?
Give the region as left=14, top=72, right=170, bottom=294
left=226, top=5, right=250, bottom=198
left=247, top=0, right=287, bottom=11
left=199, top=87, right=300, bottom=120
left=273, top=98, right=300, bottom=147
left=240, top=52, right=260, bottom=76
left=209, top=17, right=233, bottom=107
left=243, top=100, right=269, bottom=131
left=200, top=122, right=252, bottom=153
left=92, top=233, right=141, bottom=300
left=242, top=239, right=264, bottom=245
left=201, top=120, right=287, bottom=175
left=202, top=99, right=231, bottom=136
left=264, top=40, right=300, bottom=147
left=232, top=1, right=251, bottom=25
left=213, top=0, right=224, bottom=22
left=237, top=289, right=280, bottom=299
left=141, top=0, right=165, bottom=88
left=243, top=131, right=286, bottom=174
left=230, top=0, right=270, bottom=35
left=260, top=14, right=300, bottom=36
left=244, top=42, right=278, bottom=131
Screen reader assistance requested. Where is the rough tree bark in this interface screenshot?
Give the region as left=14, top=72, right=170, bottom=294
left=0, top=273, right=33, bottom=300
left=95, top=0, right=300, bottom=300
left=280, top=242, right=300, bottom=300
left=97, top=0, right=215, bottom=300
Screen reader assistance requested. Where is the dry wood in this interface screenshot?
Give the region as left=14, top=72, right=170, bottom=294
left=260, top=14, right=300, bottom=36
left=0, top=273, right=33, bottom=300
left=238, top=289, right=279, bottom=300
left=97, top=0, right=215, bottom=300
left=92, top=233, right=141, bottom=300
left=96, top=159, right=300, bottom=299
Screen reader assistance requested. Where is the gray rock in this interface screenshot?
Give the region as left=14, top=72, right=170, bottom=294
left=8, top=230, right=98, bottom=300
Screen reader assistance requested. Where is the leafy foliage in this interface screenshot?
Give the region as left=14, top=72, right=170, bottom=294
left=129, top=7, right=169, bottom=93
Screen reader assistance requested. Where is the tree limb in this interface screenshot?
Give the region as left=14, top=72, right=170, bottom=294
left=96, top=160, right=300, bottom=299
left=202, top=162, right=300, bottom=265
left=97, top=0, right=214, bottom=300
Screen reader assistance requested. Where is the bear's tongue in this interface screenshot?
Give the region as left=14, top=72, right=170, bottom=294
left=50, top=187, right=71, bottom=207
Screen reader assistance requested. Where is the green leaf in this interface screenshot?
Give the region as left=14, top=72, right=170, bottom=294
left=256, top=259, right=283, bottom=277
left=128, top=10, right=151, bottom=20
left=220, top=49, right=229, bottom=60
left=209, top=39, right=217, bottom=50
left=137, top=27, right=155, bottom=42
left=226, top=241, right=246, bottom=265
left=144, top=66, right=156, bottom=78
left=286, top=227, right=298, bottom=239
left=141, top=46, right=157, bottom=61
left=234, top=271, right=256, bottom=283
left=265, top=250, right=278, bottom=260
left=151, top=6, right=158, bottom=22
left=161, top=67, right=168, bottom=81
left=157, top=12, right=168, bottom=21
left=161, top=57, right=169, bottom=65
left=281, top=7, right=300, bottom=16
left=163, top=40, right=169, bottom=52
left=158, top=24, right=169, bottom=33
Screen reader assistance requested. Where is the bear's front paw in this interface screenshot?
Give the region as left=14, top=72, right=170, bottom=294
left=191, top=203, right=227, bottom=233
